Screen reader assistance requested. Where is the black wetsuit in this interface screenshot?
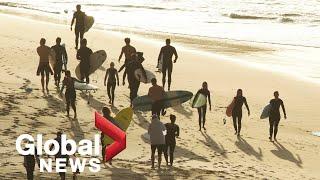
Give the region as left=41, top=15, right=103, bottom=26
left=196, top=89, right=211, bottom=129
left=232, top=96, right=248, bottom=134
left=23, top=147, right=38, bottom=180
left=51, top=44, right=68, bottom=85
left=106, top=68, right=118, bottom=104
left=164, top=123, right=179, bottom=166
left=158, top=45, right=178, bottom=89
left=269, top=98, right=285, bottom=138
left=76, top=47, right=93, bottom=83
left=124, top=61, right=146, bottom=102
left=62, top=77, right=76, bottom=114
left=73, top=11, right=85, bottom=48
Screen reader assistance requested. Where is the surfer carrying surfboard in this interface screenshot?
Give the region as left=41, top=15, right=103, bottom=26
left=76, top=39, right=93, bottom=84
left=268, top=91, right=287, bottom=142
left=71, top=4, right=85, bottom=50
left=36, top=38, right=53, bottom=92
left=148, top=78, right=166, bottom=118
left=196, top=82, right=212, bottom=131
left=60, top=70, right=77, bottom=119
left=118, top=38, right=136, bottom=74
left=232, top=89, right=250, bottom=136
left=104, top=62, right=119, bottom=105
left=51, top=37, right=68, bottom=87
left=157, top=39, right=178, bottom=91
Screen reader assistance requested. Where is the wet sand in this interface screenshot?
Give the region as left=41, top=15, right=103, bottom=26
left=0, top=13, right=320, bottom=179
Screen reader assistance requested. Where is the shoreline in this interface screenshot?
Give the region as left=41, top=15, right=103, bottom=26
left=1, top=6, right=320, bottom=85
left=0, top=11, right=320, bottom=179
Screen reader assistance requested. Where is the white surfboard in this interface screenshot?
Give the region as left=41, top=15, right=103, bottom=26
left=74, top=81, right=98, bottom=91
left=134, top=69, right=156, bottom=84
left=84, top=15, right=94, bottom=32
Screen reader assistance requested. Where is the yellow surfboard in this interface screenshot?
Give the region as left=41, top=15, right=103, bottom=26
left=102, top=107, right=133, bottom=145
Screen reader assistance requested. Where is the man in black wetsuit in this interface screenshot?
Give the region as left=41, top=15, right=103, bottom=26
left=158, top=39, right=178, bottom=91
left=104, top=62, right=119, bottom=105
left=71, top=4, right=85, bottom=50
left=23, top=140, right=39, bottom=180
left=51, top=37, right=68, bottom=87
left=232, top=89, right=250, bottom=136
left=164, top=114, right=179, bottom=166
left=269, top=91, right=287, bottom=142
left=76, top=39, right=93, bottom=84
left=123, top=53, right=147, bottom=105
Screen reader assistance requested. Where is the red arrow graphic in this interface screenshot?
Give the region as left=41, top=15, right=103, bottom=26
left=95, top=112, right=126, bottom=162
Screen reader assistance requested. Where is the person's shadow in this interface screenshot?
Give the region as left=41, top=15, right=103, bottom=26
left=235, top=136, right=263, bottom=161
left=200, top=131, right=227, bottom=158
left=171, top=105, right=193, bottom=119
left=271, top=141, right=303, bottom=168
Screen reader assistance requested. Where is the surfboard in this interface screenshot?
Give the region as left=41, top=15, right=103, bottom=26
left=260, top=104, right=271, bottom=119
left=312, top=132, right=320, bottom=137
left=226, top=99, right=235, bottom=117
left=49, top=49, right=56, bottom=73
left=142, top=132, right=150, bottom=142
left=75, top=50, right=107, bottom=80
left=156, top=55, right=163, bottom=72
left=190, top=93, right=207, bottom=108
left=84, top=15, right=94, bottom=33
left=134, top=69, right=156, bottom=84
left=102, top=107, right=134, bottom=145
left=132, top=90, right=193, bottom=111
left=61, top=43, right=67, bottom=70
left=74, top=81, right=98, bottom=91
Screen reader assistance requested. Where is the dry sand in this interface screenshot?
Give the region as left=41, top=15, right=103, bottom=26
left=0, top=13, right=319, bottom=179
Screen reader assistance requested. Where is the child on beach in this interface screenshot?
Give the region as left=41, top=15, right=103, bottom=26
left=164, top=114, right=179, bottom=166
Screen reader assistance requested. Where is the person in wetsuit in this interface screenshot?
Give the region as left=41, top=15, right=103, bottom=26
left=232, top=89, right=250, bottom=136
left=118, top=38, right=136, bottom=73
left=158, top=39, right=178, bottom=91
left=196, top=82, right=212, bottom=131
left=104, top=62, right=119, bottom=105
left=148, top=78, right=166, bottom=119
left=76, top=39, right=93, bottom=84
left=60, top=70, right=77, bottom=118
left=123, top=53, right=147, bottom=105
left=71, top=4, right=85, bottom=49
left=23, top=140, right=39, bottom=180
left=37, top=38, right=53, bottom=92
left=51, top=37, right=68, bottom=87
left=101, top=106, right=122, bottom=165
left=269, top=91, right=287, bottom=142
left=164, top=114, right=179, bottom=166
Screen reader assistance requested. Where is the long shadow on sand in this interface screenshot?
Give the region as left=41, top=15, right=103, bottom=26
left=171, top=105, right=193, bottom=119
left=136, top=112, right=210, bottom=162
left=200, top=131, right=228, bottom=158
left=271, top=141, right=303, bottom=168
left=68, top=117, right=85, bottom=143
left=235, top=136, right=263, bottom=161
left=80, top=92, right=106, bottom=111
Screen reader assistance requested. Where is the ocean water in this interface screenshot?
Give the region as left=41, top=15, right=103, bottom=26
left=1, top=0, right=320, bottom=83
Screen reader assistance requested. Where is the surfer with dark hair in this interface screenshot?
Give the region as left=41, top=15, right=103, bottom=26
left=23, top=140, right=39, bottom=180
left=164, top=114, right=179, bottom=166
left=118, top=37, right=136, bottom=73
left=71, top=4, right=85, bottom=50
left=76, top=38, right=93, bottom=84
left=60, top=70, right=77, bottom=119
left=148, top=78, right=166, bottom=118
left=104, top=62, right=119, bottom=105
left=37, top=38, right=53, bottom=92
left=158, top=39, right=178, bottom=91
left=232, top=89, right=250, bottom=136
left=123, top=53, right=147, bottom=106
left=269, top=91, right=287, bottom=142
left=51, top=37, right=68, bottom=87
left=196, top=82, right=212, bottom=131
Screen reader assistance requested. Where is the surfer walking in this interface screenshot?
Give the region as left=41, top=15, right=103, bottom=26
left=60, top=70, right=77, bottom=119
left=51, top=37, right=68, bottom=87
left=36, top=38, right=53, bottom=92
left=148, top=78, right=166, bottom=118
left=148, top=115, right=166, bottom=169
left=104, top=62, right=119, bottom=105
left=164, top=114, right=179, bottom=167
left=268, top=91, right=287, bottom=142
left=232, top=89, right=250, bottom=136
left=71, top=4, right=85, bottom=50
left=23, top=140, right=39, bottom=180
left=158, top=39, right=178, bottom=91
left=118, top=38, right=136, bottom=74
left=76, top=39, right=93, bottom=84
left=123, top=53, right=147, bottom=106
left=196, top=82, right=212, bottom=131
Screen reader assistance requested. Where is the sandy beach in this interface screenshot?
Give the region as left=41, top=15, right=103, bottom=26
left=0, top=13, right=320, bottom=179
